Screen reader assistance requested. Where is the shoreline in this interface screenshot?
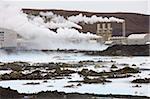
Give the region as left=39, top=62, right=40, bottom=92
left=1, top=45, right=150, bottom=56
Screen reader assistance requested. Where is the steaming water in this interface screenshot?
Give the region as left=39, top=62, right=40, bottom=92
left=0, top=51, right=150, bottom=97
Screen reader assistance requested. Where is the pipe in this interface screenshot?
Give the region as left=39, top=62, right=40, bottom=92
left=122, top=21, right=126, bottom=37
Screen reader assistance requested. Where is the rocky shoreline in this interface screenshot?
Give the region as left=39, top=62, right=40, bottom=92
left=2, top=45, right=150, bottom=56
left=0, top=86, right=149, bottom=99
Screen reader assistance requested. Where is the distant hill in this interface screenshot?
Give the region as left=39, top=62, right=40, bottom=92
left=22, top=9, right=150, bottom=36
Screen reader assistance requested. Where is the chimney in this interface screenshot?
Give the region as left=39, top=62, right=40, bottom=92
left=122, top=21, right=126, bottom=37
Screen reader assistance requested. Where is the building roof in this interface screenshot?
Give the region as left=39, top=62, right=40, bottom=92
left=105, top=41, right=113, bottom=45
left=110, top=36, right=127, bottom=39
left=0, top=27, right=17, bottom=33
left=128, top=34, right=149, bottom=39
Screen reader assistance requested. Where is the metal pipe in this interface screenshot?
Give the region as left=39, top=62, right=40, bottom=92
left=122, top=21, right=126, bottom=37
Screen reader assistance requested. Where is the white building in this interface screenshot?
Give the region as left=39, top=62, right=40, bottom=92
left=89, top=36, right=104, bottom=43
left=0, top=28, right=17, bottom=48
left=127, top=33, right=150, bottom=45
left=110, top=36, right=127, bottom=45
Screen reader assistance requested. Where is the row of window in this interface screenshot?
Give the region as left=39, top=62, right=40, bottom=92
left=0, top=32, right=4, bottom=33
left=97, top=30, right=112, bottom=33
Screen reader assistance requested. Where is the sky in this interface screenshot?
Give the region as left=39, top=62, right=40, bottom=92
left=1, top=0, right=150, bottom=15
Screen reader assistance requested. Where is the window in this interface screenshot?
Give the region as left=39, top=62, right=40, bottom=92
left=0, top=31, right=4, bottom=36
left=0, top=31, right=4, bottom=33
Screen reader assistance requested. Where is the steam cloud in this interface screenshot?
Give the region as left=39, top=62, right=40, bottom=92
left=68, top=13, right=125, bottom=24
left=0, top=2, right=110, bottom=51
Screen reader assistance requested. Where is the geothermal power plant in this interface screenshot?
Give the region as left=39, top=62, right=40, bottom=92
left=0, top=7, right=150, bottom=50
left=0, top=12, right=149, bottom=50
left=0, top=1, right=150, bottom=99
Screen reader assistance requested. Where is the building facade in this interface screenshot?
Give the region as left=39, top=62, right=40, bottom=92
left=0, top=28, right=17, bottom=48
left=110, top=36, right=127, bottom=45
left=96, top=23, right=112, bottom=41
left=127, top=34, right=150, bottom=45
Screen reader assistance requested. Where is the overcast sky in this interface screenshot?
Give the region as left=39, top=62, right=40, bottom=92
left=2, top=0, right=150, bottom=15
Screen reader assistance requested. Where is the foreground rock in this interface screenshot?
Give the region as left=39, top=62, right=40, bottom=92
left=0, top=86, right=149, bottom=99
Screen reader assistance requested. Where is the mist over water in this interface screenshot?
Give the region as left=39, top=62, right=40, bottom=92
left=0, top=49, right=97, bottom=63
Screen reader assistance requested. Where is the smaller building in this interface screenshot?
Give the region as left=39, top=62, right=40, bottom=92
left=89, top=36, right=104, bottom=43
left=127, top=33, right=150, bottom=45
left=0, top=28, right=17, bottom=49
left=110, top=36, right=127, bottom=45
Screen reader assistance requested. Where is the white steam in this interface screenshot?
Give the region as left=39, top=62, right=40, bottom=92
left=68, top=13, right=125, bottom=24
left=0, top=2, right=108, bottom=50
left=39, top=12, right=82, bottom=29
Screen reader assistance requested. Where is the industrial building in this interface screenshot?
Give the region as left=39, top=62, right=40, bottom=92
left=104, top=34, right=150, bottom=45
left=0, top=28, right=17, bottom=49
left=127, top=33, right=150, bottom=45
left=96, top=21, right=126, bottom=43
left=96, top=20, right=126, bottom=45
left=96, top=20, right=150, bottom=45
left=96, top=23, right=112, bottom=41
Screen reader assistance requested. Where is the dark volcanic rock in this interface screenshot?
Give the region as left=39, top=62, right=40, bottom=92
left=86, top=45, right=150, bottom=56
left=132, top=78, right=150, bottom=83
left=0, top=87, right=149, bottom=99
left=79, top=67, right=139, bottom=78
left=79, top=69, right=100, bottom=76
left=113, top=67, right=140, bottom=74
left=0, top=62, right=23, bottom=71
left=24, top=82, right=40, bottom=85
left=24, top=70, right=43, bottom=80
left=64, top=84, right=75, bottom=88
left=83, top=77, right=111, bottom=84
left=0, top=73, right=11, bottom=80
left=0, top=87, right=23, bottom=99
left=69, top=76, right=111, bottom=84
left=107, top=74, right=132, bottom=78
left=0, top=71, right=23, bottom=80
left=111, top=64, right=118, bottom=68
